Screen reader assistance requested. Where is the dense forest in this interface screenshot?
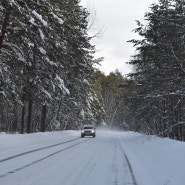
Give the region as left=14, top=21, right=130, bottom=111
left=127, top=0, right=185, bottom=141
left=0, top=0, right=102, bottom=133
left=1, top=0, right=185, bottom=142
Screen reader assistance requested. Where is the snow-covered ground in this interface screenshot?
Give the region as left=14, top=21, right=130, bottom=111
left=0, top=129, right=185, bottom=185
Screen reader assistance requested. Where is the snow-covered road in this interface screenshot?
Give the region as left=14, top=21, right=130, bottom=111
left=0, top=130, right=185, bottom=185
left=0, top=131, right=136, bottom=185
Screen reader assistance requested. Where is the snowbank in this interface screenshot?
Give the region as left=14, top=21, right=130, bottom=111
left=119, top=132, right=185, bottom=185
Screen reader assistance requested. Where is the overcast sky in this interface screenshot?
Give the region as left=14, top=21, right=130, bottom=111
left=80, top=0, right=157, bottom=76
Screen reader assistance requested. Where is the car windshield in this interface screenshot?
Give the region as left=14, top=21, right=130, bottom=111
left=83, top=126, right=93, bottom=129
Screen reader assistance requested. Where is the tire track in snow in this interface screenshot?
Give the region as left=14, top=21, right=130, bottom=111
left=0, top=137, right=80, bottom=163
left=112, top=143, right=119, bottom=185
left=118, top=141, right=137, bottom=185
left=0, top=139, right=90, bottom=179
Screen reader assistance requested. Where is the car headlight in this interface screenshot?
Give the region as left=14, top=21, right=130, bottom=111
left=91, top=130, right=94, bottom=133
left=81, top=130, right=84, bottom=133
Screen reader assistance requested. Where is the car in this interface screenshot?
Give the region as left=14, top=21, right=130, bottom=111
left=81, top=125, right=96, bottom=138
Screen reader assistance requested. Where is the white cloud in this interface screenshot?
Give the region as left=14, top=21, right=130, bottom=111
left=81, top=0, right=157, bottom=75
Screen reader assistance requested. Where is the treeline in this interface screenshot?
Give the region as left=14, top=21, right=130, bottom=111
left=126, top=0, right=185, bottom=141
left=0, top=0, right=101, bottom=133
left=91, top=70, right=130, bottom=129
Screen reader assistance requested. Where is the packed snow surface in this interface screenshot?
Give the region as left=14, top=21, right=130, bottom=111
left=0, top=129, right=184, bottom=185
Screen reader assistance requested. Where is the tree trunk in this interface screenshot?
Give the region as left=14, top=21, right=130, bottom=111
left=20, top=93, right=26, bottom=134
left=27, top=98, right=33, bottom=133
left=0, top=10, right=10, bottom=49
left=40, top=105, right=47, bottom=132
left=21, top=104, right=25, bottom=134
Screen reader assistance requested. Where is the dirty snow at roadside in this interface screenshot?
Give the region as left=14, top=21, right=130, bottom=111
left=0, top=130, right=185, bottom=185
